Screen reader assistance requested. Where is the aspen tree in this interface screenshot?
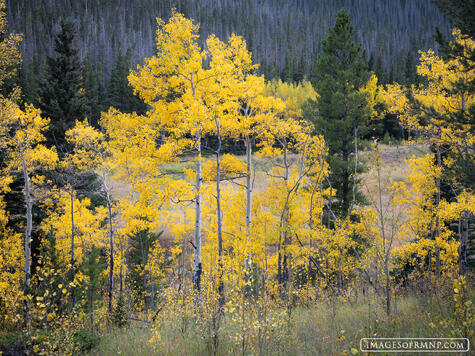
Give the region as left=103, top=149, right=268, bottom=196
left=0, top=103, right=57, bottom=325
left=383, top=30, right=475, bottom=277
left=128, top=12, right=213, bottom=294
left=66, top=120, right=117, bottom=313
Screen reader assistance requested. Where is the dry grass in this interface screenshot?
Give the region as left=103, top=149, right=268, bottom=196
left=360, top=142, right=429, bottom=192
left=88, top=291, right=474, bottom=356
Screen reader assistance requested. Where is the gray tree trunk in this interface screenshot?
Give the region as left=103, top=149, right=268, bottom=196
left=102, top=175, right=114, bottom=314
left=193, top=130, right=203, bottom=294
left=215, top=118, right=224, bottom=308
left=21, top=154, right=32, bottom=326
left=70, top=187, right=76, bottom=306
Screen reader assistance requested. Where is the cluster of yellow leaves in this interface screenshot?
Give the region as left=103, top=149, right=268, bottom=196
left=264, top=79, right=318, bottom=119
left=382, top=29, right=475, bottom=151
left=0, top=0, right=21, bottom=91
left=1, top=102, right=57, bottom=174
left=381, top=29, right=474, bottom=281
left=0, top=199, right=23, bottom=329
left=391, top=154, right=459, bottom=275
left=41, top=189, right=108, bottom=267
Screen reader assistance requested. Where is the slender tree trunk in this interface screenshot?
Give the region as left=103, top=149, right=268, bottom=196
left=21, top=154, right=32, bottom=327
left=341, top=138, right=349, bottom=215
left=140, top=237, right=148, bottom=310
left=384, top=257, right=390, bottom=316
left=244, top=136, right=252, bottom=283
left=103, top=175, right=114, bottom=314
left=193, top=130, right=203, bottom=294
left=352, top=128, right=358, bottom=208
left=435, top=147, right=442, bottom=290
left=279, top=145, right=290, bottom=291
left=215, top=118, right=224, bottom=308
left=70, top=187, right=76, bottom=307
left=459, top=211, right=469, bottom=275
left=245, top=136, right=252, bottom=230
left=376, top=151, right=390, bottom=315
left=428, top=250, right=432, bottom=290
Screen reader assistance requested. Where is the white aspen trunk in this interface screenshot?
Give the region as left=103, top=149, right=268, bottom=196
left=352, top=127, right=358, bottom=207
left=244, top=136, right=252, bottom=275
left=193, top=130, right=202, bottom=293
left=245, top=136, right=252, bottom=230
left=376, top=157, right=390, bottom=315
left=215, top=118, right=224, bottom=307
left=278, top=144, right=290, bottom=288
left=191, top=74, right=203, bottom=297
left=21, top=154, right=32, bottom=326
left=70, top=187, right=76, bottom=306
left=102, top=174, right=114, bottom=314
left=435, top=147, right=441, bottom=290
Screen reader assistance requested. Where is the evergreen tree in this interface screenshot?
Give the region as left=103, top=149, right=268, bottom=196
left=83, top=59, right=105, bottom=127
left=268, top=59, right=281, bottom=80
left=106, top=48, right=147, bottom=114
left=38, top=19, right=88, bottom=151
left=126, top=229, right=162, bottom=310
left=432, top=0, right=475, bottom=271
left=374, top=54, right=387, bottom=84
left=80, top=246, right=107, bottom=326
left=404, top=51, right=417, bottom=85
left=293, top=54, right=306, bottom=83
left=281, top=48, right=294, bottom=83
left=367, top=52, right=375, bottom=71
left=433, top=0, right=475, bottom=39
left=18, top=61, right=38, bottom=105
left=431, top=0, right=475, bottom=192
left=305, top=9, right=372, bottom=217
left=388, top=61, right=395, bottom=84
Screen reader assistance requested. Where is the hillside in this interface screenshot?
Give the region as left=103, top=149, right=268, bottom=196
left=8, top=0, right=450, bottom=79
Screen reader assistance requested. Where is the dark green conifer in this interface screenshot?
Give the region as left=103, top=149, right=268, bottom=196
left=305, top=9, right=372, bottom=218
left=38, top=19, right=87, bottom=151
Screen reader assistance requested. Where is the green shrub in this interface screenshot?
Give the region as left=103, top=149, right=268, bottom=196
left=73, top=329, right=101, bottom=352
left=111, top=293, right=128, bottom=327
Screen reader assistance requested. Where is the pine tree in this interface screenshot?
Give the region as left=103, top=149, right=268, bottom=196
left=80, top=246, right=107, bottom=326
left=83, top=59, right=104, bottom=127
left=404, top=51, right=417, bottom=85
left=433, top=0, right=475, bottom=39
left=126, top=228, right=161, bottom=310
left=281, top=48, right=294, bottom=83
left=106, top=48, right=147, bottom=115
left=367, top=52, right=375, bottom=71
left=305, top=9, right=372, bottom=217
left=374, top=54, right=387, bottom=84
left=38, top=19, right=88, bottom=151
left=293, top=54, right=305, bottom=83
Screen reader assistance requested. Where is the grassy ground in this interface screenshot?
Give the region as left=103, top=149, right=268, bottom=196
left=88, top=290, right=473, bottom=356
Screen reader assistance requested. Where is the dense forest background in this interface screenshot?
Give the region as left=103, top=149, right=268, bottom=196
left=8, top=0, right=450, bottom=83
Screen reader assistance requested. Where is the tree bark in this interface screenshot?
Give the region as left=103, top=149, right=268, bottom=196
left=244, top=136, right=252, bottom=280
left=341, top=138, right=349, bottom=215
left=103, top=175, right=114, bottom=314
left=193, top=130, right=203, bottom=294
left=245, top=136, right=252, bottom=231
left=70, top=187, right=76, bottom=307
left=21, top=154, right=32, bottom=326
left=215, top=118, right=224, bottom=308
left=435, top=147, right=442, bottom=291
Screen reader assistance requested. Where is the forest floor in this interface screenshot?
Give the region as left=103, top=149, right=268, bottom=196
left=88, top=289, right=474, bottom=356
